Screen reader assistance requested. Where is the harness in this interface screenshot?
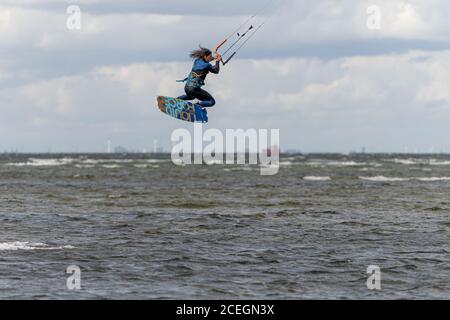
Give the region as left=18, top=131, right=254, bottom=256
left=177, top=71, right=206, bottom=88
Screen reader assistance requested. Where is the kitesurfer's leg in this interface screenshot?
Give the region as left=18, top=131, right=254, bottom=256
left=178, top=85, right=196, bottom=101
left=177, top=94, right=190, bottom=100
left=192, top=88, right=216, bottom=107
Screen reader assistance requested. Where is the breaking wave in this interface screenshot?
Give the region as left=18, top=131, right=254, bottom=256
left=0, top=242, right=75, bottom=251
left=360, top=176, right=450, bottom=182
left=304, top=176, right=332, bottom=181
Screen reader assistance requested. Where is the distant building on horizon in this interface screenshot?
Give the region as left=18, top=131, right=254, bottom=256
left=152, top=138, right=164, bottom=153
left=284, top=149, right=302, bottom=154
left=114, top=146, right=128, bottom=153
left=263, top=145, right=280, bottom=156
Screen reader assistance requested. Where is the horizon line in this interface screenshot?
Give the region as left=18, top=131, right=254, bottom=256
left=2, top=152, right=450, bottom=156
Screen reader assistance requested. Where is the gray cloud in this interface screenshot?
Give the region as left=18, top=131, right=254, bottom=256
left=1, top=0, right=450, bottom=152
left=1, top=0, right=283, bottom=16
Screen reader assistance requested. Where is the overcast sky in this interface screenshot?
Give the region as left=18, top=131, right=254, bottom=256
left=1, top=0, right=450, bottom=153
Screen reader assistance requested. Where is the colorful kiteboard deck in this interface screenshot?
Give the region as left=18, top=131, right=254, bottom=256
left=157, top=96, right=208, bottom=123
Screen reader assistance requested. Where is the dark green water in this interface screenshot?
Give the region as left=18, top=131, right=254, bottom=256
left=0, top=154, right=449, bottom=299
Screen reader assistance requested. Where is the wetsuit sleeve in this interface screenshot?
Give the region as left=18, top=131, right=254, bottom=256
left=208, top=61, right=220, bottom=74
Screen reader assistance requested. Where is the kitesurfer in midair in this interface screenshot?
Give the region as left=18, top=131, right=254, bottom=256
left=177, top=46, right=222, bottom=108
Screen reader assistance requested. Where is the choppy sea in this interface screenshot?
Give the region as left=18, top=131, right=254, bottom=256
left=0, top=153, right=449, bottom=299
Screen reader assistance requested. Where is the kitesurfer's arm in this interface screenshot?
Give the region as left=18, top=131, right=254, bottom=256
left=209, top=54, right=221, bottom=74
left=209, top=61, right=220, bottom=74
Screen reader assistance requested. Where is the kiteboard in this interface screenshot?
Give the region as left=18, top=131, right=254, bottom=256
left=157, top=96, right=208, bottom=123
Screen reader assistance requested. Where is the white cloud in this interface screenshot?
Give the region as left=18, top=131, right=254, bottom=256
left=2, top=49, right=450, bottom=152
left=2, top=0, right=450, bottom=58
left=276, top=51, right=450, bottom=121
left=2, top=0, right=450, bottom=152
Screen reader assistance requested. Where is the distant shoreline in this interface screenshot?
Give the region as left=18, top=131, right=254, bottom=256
left=2, top=152, right=450, bottom=156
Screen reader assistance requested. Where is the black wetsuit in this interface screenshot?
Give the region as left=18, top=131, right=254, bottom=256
left=178, top=58, right=220, bottom=107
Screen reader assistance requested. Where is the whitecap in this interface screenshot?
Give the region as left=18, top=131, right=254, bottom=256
left=390, top=158, right=419, bottom=165
left=7, top=158, right=74, bottom=167
left=417, top=177, right=450, bottom=182
left=328, top=161, right=367, bottom=166
left=306, top=160, right=367, bottom=167
left=102, top=165, right=121, bottom=169
left=146, top=159, right=169, bottom=164
left=304, top=176, right=332, bottom=181
left=429, top=160, right=450, bottom=166
left=359, top=176, right=410, bottom=182
left=0, top=242, right=75, bottom=251
left=389, top=158, right=450, bottom=166
left=80, top=159, right=103, bottom=165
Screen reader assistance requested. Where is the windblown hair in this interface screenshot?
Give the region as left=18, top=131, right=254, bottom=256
left=190, top=46, right=212, bottom=60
